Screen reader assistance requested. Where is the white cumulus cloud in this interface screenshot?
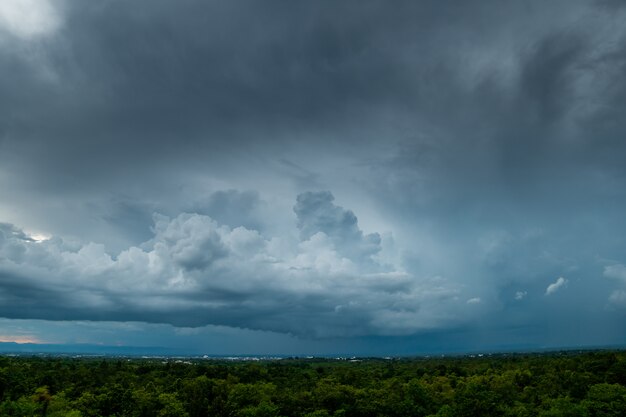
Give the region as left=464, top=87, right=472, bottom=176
left=0, top=193, right=466, bottom=338
left=514, top=291, right=527, bottom=300
left=545, top=277, right=568, bottom=295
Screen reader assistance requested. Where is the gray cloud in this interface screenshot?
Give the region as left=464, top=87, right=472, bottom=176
left=294, top=191, right=381, bottom=263
left=1, top=0, right=626, bottom=349
left=0, top=192, right=468, bottom=337
left=605, top=264, right=626, bottom=309
left=545, top=277, right=568, bottom=296
left=190, top=190, right=263, bottom=231
left=605, top=264, right=626, bottom=284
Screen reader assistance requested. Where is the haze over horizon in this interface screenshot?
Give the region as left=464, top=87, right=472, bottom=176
left=1, top=0, right=626, bottom=355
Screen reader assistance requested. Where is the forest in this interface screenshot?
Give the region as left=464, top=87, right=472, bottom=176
left=0, top=350, right=625, bottom=416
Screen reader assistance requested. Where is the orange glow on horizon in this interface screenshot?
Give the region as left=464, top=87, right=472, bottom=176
left=0, top=335, right=42, bottom=344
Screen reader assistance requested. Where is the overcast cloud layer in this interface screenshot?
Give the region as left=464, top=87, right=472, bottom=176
left=1, top=0, right=626, bottom=353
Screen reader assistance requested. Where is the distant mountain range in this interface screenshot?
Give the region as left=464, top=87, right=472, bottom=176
left=1, top=341, right=624, bottom=359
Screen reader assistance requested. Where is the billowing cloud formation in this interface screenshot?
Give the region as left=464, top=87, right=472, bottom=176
left=294, top=191, right=382, bottom=263
left=545, top=277, right=568, bottom=295
left=0, top=193, right=463, bottom=337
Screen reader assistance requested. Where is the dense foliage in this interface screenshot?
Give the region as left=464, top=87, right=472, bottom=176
left=0, top=351, right=625, bottom=416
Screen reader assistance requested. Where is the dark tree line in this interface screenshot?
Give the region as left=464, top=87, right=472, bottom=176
left=0, top=350, right=625, bottom=416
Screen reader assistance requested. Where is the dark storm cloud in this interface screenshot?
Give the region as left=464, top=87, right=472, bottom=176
left=0, top=0, right=484, bottom=209
left=0, top=0, right=580, bottom=172
left=3, top=0, right=623, bottom=198
left=356, top=8, right=626, bottom=225
left=1, top=0, right=626, bottom=348
left=4, top=0, right=423, bottom=147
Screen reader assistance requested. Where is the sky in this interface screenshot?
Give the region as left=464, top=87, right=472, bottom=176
left=1, top=0, right=626, bottom=356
